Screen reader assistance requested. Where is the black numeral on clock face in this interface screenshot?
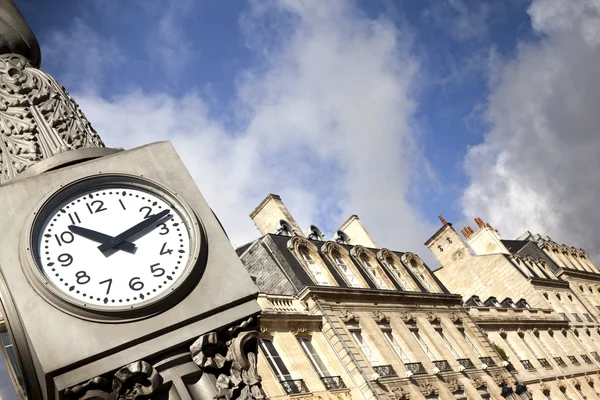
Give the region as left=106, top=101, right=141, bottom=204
left=54, top=231, right=74, bottom=246
left=119, top=199, right=126, bottom=210
left=157, top=223, right=169, bottom=235
left=150, top=263, right=165, bottom=277
left=75, top=271, right=90, bottom=284
left=86, top=200, right=107, bottom=214
left=129, top=277, right=144, bottom=291
left=159, top=242, right=173, bottom=255
left=99, top=278, right=112, bottom=294
left=139, top=206, right=152, bottom=219
left=58, top=253, right=73, bottom=266
left=68, top=212, right=81, bottom=225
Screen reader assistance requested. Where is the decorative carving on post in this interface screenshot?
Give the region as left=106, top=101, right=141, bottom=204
left=190, top=317, right=265, bottom=400
left=419, top=383, right=438, bottom=397
left=448, top=312, right=462, bottom=324
left=572, top=379, right=581, bottom=389
left=400, top=311, right=415, bottom=323
left=292, top=325, right=310, bottom=337
left=587, top=375, right=595, bottom=386
left=340, top=309, right=358, bottom=323
left=516, top=328, right=524, bottom=338
left=373, top=310, right=389, bottom=323
left=472, top=375, right=486, bottom=389
left=387, top=385, right=410, bottom=400
left=64, top=360, right=163, bottom=399
left=540, top=382, right=549, bottom=394
left=0, top=54, right=104, bottom=184
left=498, top=329, right=507, bottom=339
left=446, top=379, right=462, bottom=393
left=492, top=372, right=506, bottom=386
left=558, top=381, right=567, bottom=392
left=531, top=328, right=539, bottom=337
left=425, top=312, right=439, bottom=323
left=547, top=328, right=554, bottom=336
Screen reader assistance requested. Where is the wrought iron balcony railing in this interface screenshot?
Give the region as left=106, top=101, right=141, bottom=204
left=584, top=313, right=595, bottom=322
left=320, top=376, right=346, bottom=391
left=520, top=359, right=534, bottom=370
left=560, top=312, right=570, bottom=321
left=573, top=313, right=583, bottom=322
left=433, top=360, right=452, bottom=371
left=554, top=357, right=566, bottom=367
left=479, top=356, right=496, bottom=366
left=568, top=355, right=580, bottom=365
left=581, top=354, right=593, bottom=364
left=280, top=379, right=309, bottom=395
left=592, top=351, right=600, bottom=363
left=373, top=364, right=397, bottom=377
left=457, top=358, right=475, bottom=369
left=404, top=362, right=426, bottom=375
left=538, top=358, right=551, bottom=368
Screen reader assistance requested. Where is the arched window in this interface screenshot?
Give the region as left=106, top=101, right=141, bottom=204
left=299, top=247, right=330, bottom=286
left=409, top=258, right=436, bottom=292
left=360, top=254, right=389, bottom=289
left=332, top=250, right=361, bottom=288
left=385, top=257, right=412, bottom=291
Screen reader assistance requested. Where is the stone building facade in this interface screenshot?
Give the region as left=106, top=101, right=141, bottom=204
left=237, top=195, right=520, bottom=400
left=428, top=218, right=600, bottom=399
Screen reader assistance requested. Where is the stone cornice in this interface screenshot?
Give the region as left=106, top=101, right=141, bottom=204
left=298, top=285, right=462, bottom=306
left=529, top=277, right=571, bottom=289
left=557, top=268, right=600, bottom=282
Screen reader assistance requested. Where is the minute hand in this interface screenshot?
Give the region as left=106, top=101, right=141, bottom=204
left=98, top=209, right=170, bottom=254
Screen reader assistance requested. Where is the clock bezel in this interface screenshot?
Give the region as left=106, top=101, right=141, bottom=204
left=22, top=173, right=207, bottom=322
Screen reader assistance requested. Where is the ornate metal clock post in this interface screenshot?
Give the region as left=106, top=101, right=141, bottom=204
left=0, top=1, right=264, bottom=399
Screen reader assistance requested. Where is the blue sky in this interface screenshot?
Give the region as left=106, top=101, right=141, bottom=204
left=3, top=0, right=600, bottom=398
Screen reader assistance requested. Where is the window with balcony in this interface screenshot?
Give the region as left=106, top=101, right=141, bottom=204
left=435, top=327, right=461, bottom=359
left=458, top=327, right=483, bottom=357
left=538, top=358, right=551, bottom=368
left=581, top=354, right=592, bottom=364
left=347, top=323, right=381, bottom=365
left=297, top=337, right=347, bottom=391
left=559, top=313, right=570, bottom=321
left=260, top=339, right=308, bottom=395
left=379, top=323, right=411, bottom=363
left=554, top=357, right=566, bottom=366
left=360, top=254, right=389, bottom=289
left=410, top=328, right=439, bottom=361
left=583, top=313, right=594, bottom=322
left=520, top=359, right=534, bottom=369
left=331, top=250, right=362, bottom=288
left=572, top=313, right=583, bottom=323
left=568, top=355, right=580, bottom=365
left=299, top=247, right=331, bottom=286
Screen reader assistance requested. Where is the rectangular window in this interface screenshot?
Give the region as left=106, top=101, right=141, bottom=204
left=458, top=328, right=482, bottom=356
left=572, top=313, right=583, bottom=322
left=410, top=329, right=438, bottom=360
left=362, top=257, right=389, bottom=289
left=333, top=254, right=361, bottom=288
left=298, top=337, right=330, bottom=378
left=348, top=324, right=380, bottom=364
left=583, top=313, right=594, bottom=322
left=436, top=328, right=461, bottom=358
left=259, top=339, right=292, bottom=381
left=379, top=324, right=411, bottom=363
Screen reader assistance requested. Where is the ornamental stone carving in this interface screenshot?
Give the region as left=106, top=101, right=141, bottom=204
left=292, top=325, right=310, bottom=337
left=472, top=376, right=486, bottom=389
left=498, top=329, right=507, bottom=339
left=572, top=379, right=581, bottom=389
left=516, top=328, right=524, bottom=338
left=0, top=53, right=104, bottom=184
left=531, top=328, right=539, bottom=337
left=492, top=373, right=506, bottom=386
left=425, top=312, right=439, bottom=323
left=419, top=383, right=438, bottom=397
left=540, top=382, right=549, bottom=394
left=340, top=309, right=359, bottom=323
left=190, top=317, right=265, bottom=400
left=587, top=376, right=595, bottom=386
left=387, top=385, right=410, bottom=400
left=547, top=328, right=554, bottom=336
left=64, top=360, right=163, bottom=399
left=373, top=310, right=389, bottom=323
left=561, top=328, right=568, bottom=336
left=448, top=312, right=462, bottom=324
left=558, top=381, right=567, bottom=392
left=400, top=311, right=416, bottom=323
left=446, top=379, right=462, bottom=393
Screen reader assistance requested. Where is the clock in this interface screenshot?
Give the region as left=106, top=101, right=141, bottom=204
left=27, top=175, right=204, bottom=318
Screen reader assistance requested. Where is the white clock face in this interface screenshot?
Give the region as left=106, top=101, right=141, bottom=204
left=33, top=183, right=193, bottom=309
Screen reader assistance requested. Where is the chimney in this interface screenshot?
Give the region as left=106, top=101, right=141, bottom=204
left=438, top=215, right=448, bottom=226
left=249, top=194, right=303, bottom=236
left=338, top=215, right=378, bottom=248
left=465, top=217, right=509, bottom=255
left=462, top=226, right=474, bottom=240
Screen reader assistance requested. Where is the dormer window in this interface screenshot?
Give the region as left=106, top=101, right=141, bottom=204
left=360, top=254, right=389, bottom=289
left=409, top=259, right=436, bottom=292
left=484, top=297, right=501, bottom=308
left=466, top=296, right=484, bottom=307
left=501, top=298, right=517, bottom=308
left=332, top=250, right=361, bottom=288
left=385, top=257, right=412, bottom=291
left=516, top=299, right=531, bottom=309
left=299, top=247, right=330, bottom=286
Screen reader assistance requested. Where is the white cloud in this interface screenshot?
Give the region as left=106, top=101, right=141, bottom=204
left=422, top=0, right=493, bottom=41
left=41, top=1, right=438, bottom=265
left=462, top=0, right=600, bottom=260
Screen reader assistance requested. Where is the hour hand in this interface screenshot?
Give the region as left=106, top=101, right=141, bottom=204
left=68, top=225, right=137, bottom=253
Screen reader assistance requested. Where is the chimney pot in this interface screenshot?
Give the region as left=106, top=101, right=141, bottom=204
left=475, top=218, right=485, bottom=228
left=438, top=215, right=448, bottom=226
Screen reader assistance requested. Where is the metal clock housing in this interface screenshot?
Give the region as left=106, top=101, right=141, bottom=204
left=25, top=174, right=206, bottom=321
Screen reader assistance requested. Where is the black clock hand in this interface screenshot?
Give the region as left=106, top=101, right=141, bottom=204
left=68, top=225, right=137, bottom=253
left=98, top=209, right=171, bottom=254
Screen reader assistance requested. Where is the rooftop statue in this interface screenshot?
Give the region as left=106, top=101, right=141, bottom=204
left=0, top=0, right=104, bottom=185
